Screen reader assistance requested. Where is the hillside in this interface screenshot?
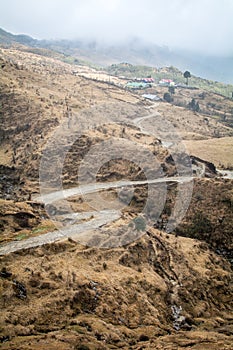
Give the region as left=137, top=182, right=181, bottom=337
left=1, top=27, right=233, bottom=85
left=0, top=47, right=233, bottom=349
left=107, top=63, right=233, bottom=99
left=1, top=231, right=233, bottom=350
left=0, top=28, right=36, bottom=46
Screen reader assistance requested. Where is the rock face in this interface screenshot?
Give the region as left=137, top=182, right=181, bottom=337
left=0, top=199, right=49, bottom=244
left=175, top=179, right=233, bottom=262
left=0, top=231, right=232, bottom=349
left=0, top=166, right=20, bottom=200
left=190, top=156, right=217, bottom=178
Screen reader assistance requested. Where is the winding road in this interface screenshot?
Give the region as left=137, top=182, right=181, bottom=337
left=0, top=176, right=193, bottom=255
left=217, top=169, right=233, bottom=179
left=0, top=107, right=232, bottom=255
left=38, top=177, right=193, bottom=205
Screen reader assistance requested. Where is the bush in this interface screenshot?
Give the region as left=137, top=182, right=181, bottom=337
left=168, top=86, right=175, bottom=94
left=188, top=98, right=200, bottom=112
left=190, top=212, right=213, bottom=234
left=75, top=345, right=90, bottom=350
left=163, top=92, right=173, bottom=103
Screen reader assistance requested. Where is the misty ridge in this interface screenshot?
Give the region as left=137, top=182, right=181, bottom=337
left=1, top=26, right=233, bottom=85
left=1, top=0, right=233, bottom=84
left=40, top=37, right=233, bottom=84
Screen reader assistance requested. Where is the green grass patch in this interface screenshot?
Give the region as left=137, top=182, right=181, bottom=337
left=15, top=233, right=28, bottom=241
left=32, top=224, right=56, bottom=235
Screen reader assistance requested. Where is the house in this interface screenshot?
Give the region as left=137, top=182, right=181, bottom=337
left=159, top=79, right=174, bottom=86
left=134, top=78, right=155, bottom=83
left=142, top=94, right=161, bottom=101
left=142, top=78, right=155, bottom=83
left=126, top=82, right=150, bottom=90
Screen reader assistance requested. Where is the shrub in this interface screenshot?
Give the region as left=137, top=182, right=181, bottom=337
left=75, top=345, right=90, bottom=350
left=168, top=86, right=175, bottom=94
left=188, top=98, right=200, bottom=112
left=190, top=212, right=213, bottom=234
left=163, top=92, right=173, bottom=103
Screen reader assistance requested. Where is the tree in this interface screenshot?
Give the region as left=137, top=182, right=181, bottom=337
left=163, top=92, right=173, bottom=103
left=188, top=98, right=200, bottom=112
left=168, top=86, right=175, bottom=94
left=183, top=71, right=191, bottom=85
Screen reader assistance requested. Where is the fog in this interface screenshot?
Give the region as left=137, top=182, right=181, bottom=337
left=1, top=0, right=233, bottom=56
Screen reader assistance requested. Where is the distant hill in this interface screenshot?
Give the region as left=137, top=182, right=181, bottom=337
left=107, top=63, right=233, bottom=98
left=1, top=27, right=233, bottom=87
left=0, top=28, right=36, bottom=46
left=0, top=28, right=89, bottom=66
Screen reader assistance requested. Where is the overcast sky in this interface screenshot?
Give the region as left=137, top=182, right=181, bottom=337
left=1, top=0, right=233, bottom=56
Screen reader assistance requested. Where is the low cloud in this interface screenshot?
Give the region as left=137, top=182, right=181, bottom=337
left=1, top=0, right=233, bottom=56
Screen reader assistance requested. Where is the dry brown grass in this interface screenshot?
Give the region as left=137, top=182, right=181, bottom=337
left=184, top=137, right=233, bottom=168
left=0, top=48, right=233, bottom=350
left=0, top=147, right=13, bottom=166
left=0, top=229, right=232, bottom=349
left=156, top=103, right=232, bottom=140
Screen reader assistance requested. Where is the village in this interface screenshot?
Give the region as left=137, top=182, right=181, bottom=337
left=71, top=64, right=199, bottom=103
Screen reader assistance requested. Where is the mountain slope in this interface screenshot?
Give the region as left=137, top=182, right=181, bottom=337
left=0, top=229, right=233, bottom=349
left=1, top=27, right=233, bottom=84
left=0, top=28, right=36, bottom=46
left=0, top=46, right=233, bottom=350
